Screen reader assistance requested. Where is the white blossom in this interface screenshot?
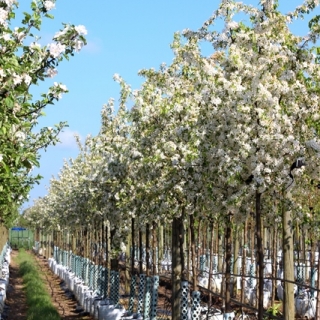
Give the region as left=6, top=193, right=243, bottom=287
left=74, top=40, right=84, bottom=52
left=23, top=74, right=32, bottom=85
left=75, top=25, right=87, bottom=35
left=0, top=8, right=8, bottom=26
left=12, top=74, right=22, bottom=85
left=43, top=0, right=55, bottom=11
left=47, top=68, right=58, bottom=78
left=48, top=42, right=66, bottom=58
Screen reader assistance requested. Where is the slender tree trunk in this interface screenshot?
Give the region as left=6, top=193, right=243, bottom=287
left=187, top=223, right=191, bottom=282
left=311, top=239, right=316, bottom=297
left=203, top=224, right=207, bottom=258
left=190, top=214, right=197, bottom=290
left=180, top=210, right=185, bottom=280
left=131, top=218, right=135, bottom=275
left=215, top=224, right=218, bottom=255
left=233, top=225, right=240, bottom=298
left=255, top=192, right=265, bottom=320
left=250, top=217, right=255, bottom=264
left=316, top=240, right=320, bottom=319
left=152, top=222, right=157, bottom=275
left=208, top=221, right=214, bottom=307
left=101, top=223, right=104, bottom=266
left=282, top=195, right=295, bottom=320
left=225, top=214, right=233, bottom=314
left=171, top=216, right=184, bottom=320
left=125, top=230, right=131, bottom=293
left=218, top=224, right=223, bottom=276
left=139, top=228, right=143, bottom=274
left=197, top=220, right=201, bottom=270
left=271, top=224, right=277, bottom=306
left=146, top=223, right=150, bottom=277
left=159, top=225, right=164, bottom=263
left=84, top=227, right=88, bottom=258
left=241, top=219, right=247, bottom=312
left=106, top=222, right=110, bottom=269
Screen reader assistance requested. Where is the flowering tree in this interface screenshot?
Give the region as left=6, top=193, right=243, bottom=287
left=0, top=0, right=86, bottom=224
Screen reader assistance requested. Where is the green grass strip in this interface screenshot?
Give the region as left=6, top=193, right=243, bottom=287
left=16, top=249, right=61, bottom=320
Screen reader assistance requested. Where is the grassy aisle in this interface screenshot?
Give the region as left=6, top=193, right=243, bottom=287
left=16, top=249, right=61, bottom=320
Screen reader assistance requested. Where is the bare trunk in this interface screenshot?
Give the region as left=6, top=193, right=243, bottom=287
left=171, top=216, right=184, bottom=320
left=271, top=224, right=277, bottom=306
left=131, top=218, right=135, bottom=275
left=208, top=221, right=214, bottom=307
left=159, top=225, right=164, bottom=263
left=139, top=228, right=143, bottom=274
left=282, top=198, right=295, bottom=320
left=225, top=214, right=233, bottom=313
left=146, top=223, right=150, bottom=277
left=218, top=224, right=223, bottom=276
left=233, top=226, right=240, bottom=298
left=197, top=220, right=201, bottom=269
left=190, top=214, right=198, bottom=290
left=152, top=222, right=157, bottom=275
left=255, top=192, right=265, bottom=320
left=241, top=219, right=247, bottom=312
left=187, top=223, right=191, bottom=282
left=105, top=222, right=110, bottom=269
left=316, top=240, right=320, bottom=319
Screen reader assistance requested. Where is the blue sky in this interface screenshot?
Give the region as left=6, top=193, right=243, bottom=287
left=20, top=0, right=320, bottom=209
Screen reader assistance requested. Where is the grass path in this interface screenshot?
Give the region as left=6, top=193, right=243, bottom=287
left=16, top=249, right=61, bottom=320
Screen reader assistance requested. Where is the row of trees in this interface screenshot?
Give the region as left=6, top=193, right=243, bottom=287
left=0, top=0, right=86, bottom=225
left=24, top=0, right=320, bottom=319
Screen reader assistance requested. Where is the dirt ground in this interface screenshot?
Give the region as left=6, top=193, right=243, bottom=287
left=5, top=249, right=94, bottom=320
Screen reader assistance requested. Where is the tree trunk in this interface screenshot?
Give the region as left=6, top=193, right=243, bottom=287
left=208, top=221, right=214, bottom=308
left=190, top=214, right=197, bottom=290
left=225, top=214, right=233, bottom=314
left=159, top=225, right=164, bottom=263
left=101, top=223, right=105, bottom=266
left=187, top=223, right=191, bottom=282
left=255, top=192, right=265, bottom=320
left=139, top=227, right=143, bottom=274
left=131, top=218, right=135, bottom=275
left=316, top=240, right=320, bottom=319
left=105, top=222, right=110, bottom=269
left=146, top=223, right=150, bottom=277
left=171, top=216, right=184, bottom=320
left=271, top=224, right=277, bottom=306
left=233, top=225, right=240, bottom=298
left=282, top=197, right=295, bottom=320
left=125, top=229, right=131, bottom=293
left=218, top=224, right=223, bottom=277
left=311, top=239, right=316, bottom=298
left=241, top=219, right=247, bottom=312
left=197, top=220, right=201, bottom=269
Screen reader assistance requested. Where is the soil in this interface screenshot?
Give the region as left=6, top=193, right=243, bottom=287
left=5, top=250, right=27, bottom=320
left=4, top=249, right=94, bottom=320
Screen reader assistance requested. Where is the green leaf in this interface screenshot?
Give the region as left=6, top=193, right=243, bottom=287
left=5, top=97, right=14, bottom=108
left=22, top=159, right=32, bottom=169
left=2, top=163, right=10, bottom=175
left=15, top=156, right=20, bottom=167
